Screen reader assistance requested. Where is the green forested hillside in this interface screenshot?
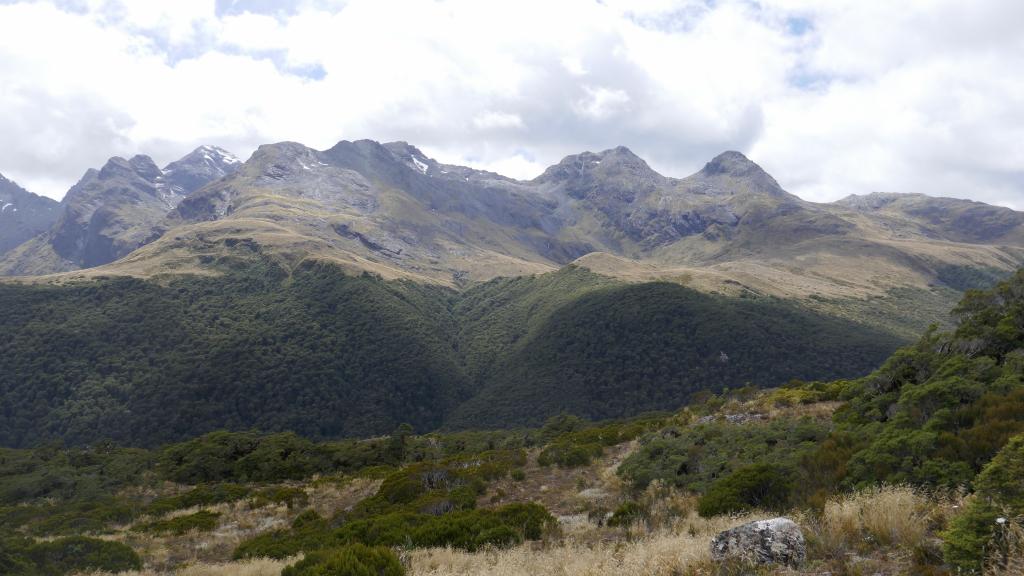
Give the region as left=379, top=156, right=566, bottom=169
left=0, top=262, right=468, bottom=447
left=448, top=275, right=903, bottom=428
left=0, top=263, right=901, bottom=447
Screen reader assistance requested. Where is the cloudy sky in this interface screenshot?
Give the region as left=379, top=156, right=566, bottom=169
left=1, top=0, right=1022, bottom=208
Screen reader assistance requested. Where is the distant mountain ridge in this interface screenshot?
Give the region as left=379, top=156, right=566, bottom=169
left=0, top=146, right=241, bottom=275
left=2, top=139, right=1022, bottom=336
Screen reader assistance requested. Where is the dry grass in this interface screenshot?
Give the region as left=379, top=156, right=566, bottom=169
left=306, top=476, right=382, bottom=518
left=985, top=520, right=1024, bottom=576
left=481, top=442, right=637, bottom=518
left=82, top=555, right=300, bottom=576
left=94, top=478, right=380, bottom=572
left=115, top=501, right=291, bottom=570
left=810, top=484, right=933, bottom=560
left=407, top=512, right=748, bottom=576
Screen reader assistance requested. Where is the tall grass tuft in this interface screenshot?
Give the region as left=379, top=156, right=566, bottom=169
left=815, top=485, right=931, bottom=554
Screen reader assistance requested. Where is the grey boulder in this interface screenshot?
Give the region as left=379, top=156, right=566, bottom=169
left=710, top=517, right=806, bottom=567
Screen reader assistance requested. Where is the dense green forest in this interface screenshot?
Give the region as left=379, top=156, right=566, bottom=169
left=0, top=262, right=468, bottom=446
left=448, top=278, right=903, bottom=428
left=0, top=263, right=901, bottom=447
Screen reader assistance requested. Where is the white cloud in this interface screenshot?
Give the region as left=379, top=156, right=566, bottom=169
left=472, top=112, right=524, bottom=130
left=574, top=86, right=631, bottom=120
left=0, top=0, right=1020, bottom=211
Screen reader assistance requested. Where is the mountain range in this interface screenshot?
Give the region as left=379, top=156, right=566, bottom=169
left=1, top=138, right=1023, bottom=445
left=2, top=139, right=1022, bottom=338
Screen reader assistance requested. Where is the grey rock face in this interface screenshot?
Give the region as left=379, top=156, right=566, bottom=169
left=0, top=173, right=60, bottom=255
left=710, top=517, right=806, bottom=567
left=0, top=146, right=241, bottom=275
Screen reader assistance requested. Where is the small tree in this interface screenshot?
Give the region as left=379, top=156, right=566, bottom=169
left=387, top=423, right=414, bottom=464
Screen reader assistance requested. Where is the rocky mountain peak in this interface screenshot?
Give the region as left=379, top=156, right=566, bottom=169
left=700, top=151, right=763, bottom=177
left=98, top=156, right=157, bottom=182
left=383, top=141, right=435, bottom=175
left=162, top=145, right=242, bottom=194
left=536, top=145, right=661, bottom=186
left=130, top=155, right=163, bottom=181
left=248, top=141, right=329, bottom=182
left=694, top=150, right=791, bottom=199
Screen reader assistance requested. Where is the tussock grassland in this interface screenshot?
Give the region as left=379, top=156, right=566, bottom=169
left=406, top=513, right=746, bottom=576
left=815, top=485, right=934, bottom=551
left=89, top=555, right=299, bottom=576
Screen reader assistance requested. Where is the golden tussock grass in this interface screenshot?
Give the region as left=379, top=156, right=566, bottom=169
left=306, top=477, right=382, bottom=518
left=406, top=512, right=748, bottom=576
left=986, top=520, right=1024, bottom=576
left=83, top=555, right=300, bottom=576
left=810, top=484, right=933, bottom=557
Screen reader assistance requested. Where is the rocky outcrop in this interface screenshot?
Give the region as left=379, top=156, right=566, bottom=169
left=0, top=173, right=59, bottom=255
left=710, top=517, right=806, bottom=567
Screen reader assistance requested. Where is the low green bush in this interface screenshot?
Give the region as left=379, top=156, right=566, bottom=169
left=252, top=485, right=309, bottom=509
left=133, top=510, right=220, bottom=535
left=4, top=535, right=142, bottom=575
left=281, top=543, right=404, bottom=576
left=159, top=431, right=341, bottom=484
left=606, top=501, right=647, bottom=527
left=145, top=483, right=250, bottom=515
left=234, top=502, right=554, bottom=559
left=537, top=442, right=603, bottom=468
left=620, top=418, right=826, bottom=492
left=20, top=497, right=137, bottom=536
left=697, top=463, right=794, bottom=517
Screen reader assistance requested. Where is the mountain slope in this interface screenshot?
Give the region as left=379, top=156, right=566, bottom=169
left=836, top=191, right=1024, bottom=245
left=0, top=147, right=241, bottom=276
left=0, top=174, right=59, bottom=255
left=0, top=261, right=468, bottom=447
left=447, top=267, right=902, bottom=429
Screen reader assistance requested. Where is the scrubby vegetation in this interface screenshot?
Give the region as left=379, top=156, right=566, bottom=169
left=0, top=264, right=901, bottom=447
left=619, top=415, right=827, bottom=492
left=943, top=434, right=1024, bottom=573
left=789, top=270, right=1024, bottom=500
left=0, top=535, right=142, bottom=575
left=133, top=510, right=222, bottom=535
